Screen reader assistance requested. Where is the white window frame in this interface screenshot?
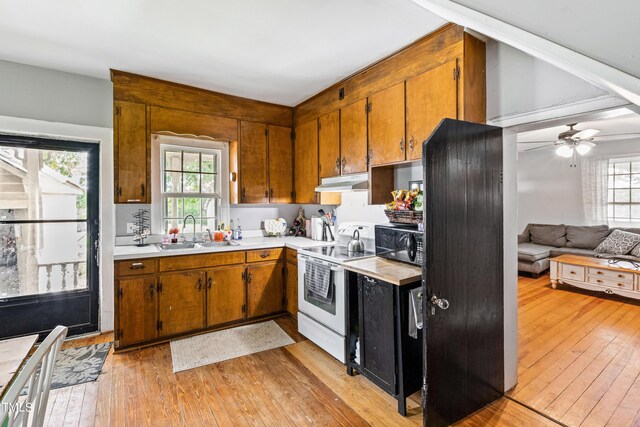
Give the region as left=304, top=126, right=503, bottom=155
left=607, top=155, right=640, bottom=226
left=151, top=134, right=229, bottom=236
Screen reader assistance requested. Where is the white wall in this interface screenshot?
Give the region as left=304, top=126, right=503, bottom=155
left=0, top=60, right=112, bottom=128
left=486, top=41, right=624, bottom=126
left=517, top=138, right=640, bottom=231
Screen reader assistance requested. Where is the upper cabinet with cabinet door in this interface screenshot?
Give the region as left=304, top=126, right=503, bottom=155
left=406, top=60, right=458, bottom=161
left=318, top=110, right=341, bottom=178
left=367, top=82, right=406, bottom=167
left=240, top=121, right=293, bottom=204
left=240, top=121, right=269, bottom=203
left=340, top=99, right=369, bottom=175
left=267, top=125, right=294, bottom=203
left=294, top=119, right=319, bottom=204
left=114, top=100, right=149, bottom=203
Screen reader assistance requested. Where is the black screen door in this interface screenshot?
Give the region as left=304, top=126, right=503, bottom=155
left=0, top=134, right=99, bottom=339
left=422, top=119, right=504, bottom=426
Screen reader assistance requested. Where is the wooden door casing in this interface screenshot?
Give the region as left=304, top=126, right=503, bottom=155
left=268, top=125, right=293, bottom=203
left=240, top=121, right=269, bottom=203
left=318, top=110, right=341, bottom=178
left=117, top=276, right=158, bottom=347
left=406, top=60, right=458, bottom=161
left=247, top=261, right=284, bottom=318
left=158, top=271, right=206, bottom=337
left=339, top=99, right=368, bottom=175
left=294, top=119, right=319, bottom=204
left=367, top=83, right=406, bottom=166
left=114, top=100, right=148, bottom=203
left=206, top=265, right=246, bottom=326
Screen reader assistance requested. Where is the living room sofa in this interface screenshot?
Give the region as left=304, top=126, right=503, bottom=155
left=518, top=224, right=640, bottom=276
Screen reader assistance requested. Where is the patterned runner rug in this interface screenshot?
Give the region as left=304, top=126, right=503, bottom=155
left=170, top=320, right=294, bottom=373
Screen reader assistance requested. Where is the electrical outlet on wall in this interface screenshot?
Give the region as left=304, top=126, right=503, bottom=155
left=126, top=222, right=135, bottom=234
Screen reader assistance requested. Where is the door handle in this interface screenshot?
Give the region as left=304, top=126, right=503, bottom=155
left=400, top=138, right=405, bottom=154
left=336, top=157, right=341, bottom=172
left=208, top=276, right=213, bottom=289
left=197, top=277, right=203, bottom=290
left=148, top=284, right=155, bottom=298
left=409, top=136, right=415, bottom=153
left=430, top=295, right=450, bottom=310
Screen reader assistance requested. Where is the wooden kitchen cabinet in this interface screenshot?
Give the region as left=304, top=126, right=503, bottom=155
left=206, top=265, right=246, bottom=326
left=294, top=119, right=319, bottom=204
left=340, top=99, right=368, bottom=175
left=268, top=125, right=293, bottom=203
left=116, top=276, right=158, bottom=347
left=285, top=249, right=298, bottom=316
left=247, top=261, right=284, bottom=318
left=240, top=121, right=269, bottom=203
left=114, top=100, right=149, bottom=203
left=158, top=270, right=206, bottom=336
left=318, top=110, right=341, bottom=178
left=405, top=60, right=458, bottom=161
left=368, top=83, right=406, bottom=166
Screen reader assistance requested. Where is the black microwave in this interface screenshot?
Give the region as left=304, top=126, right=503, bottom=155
left=375, top=224, right=424, bottom=266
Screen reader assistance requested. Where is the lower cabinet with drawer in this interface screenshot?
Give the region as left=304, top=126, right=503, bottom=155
left=114, top=249, right=286, bottom=351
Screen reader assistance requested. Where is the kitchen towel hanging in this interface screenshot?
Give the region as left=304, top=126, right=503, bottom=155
left=408, top=287, right=423, bottom=339
left=305, top=260, right=333, bottom=302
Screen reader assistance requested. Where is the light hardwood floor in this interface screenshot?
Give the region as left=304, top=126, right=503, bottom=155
left=44, top=274, right=640, bottom=426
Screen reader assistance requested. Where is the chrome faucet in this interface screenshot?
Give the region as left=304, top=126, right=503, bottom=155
left=206, top=228, right=213, bottom=242
left=183, top=215, right=197, bottom=242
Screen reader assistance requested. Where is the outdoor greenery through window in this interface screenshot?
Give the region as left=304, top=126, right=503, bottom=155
left=162, top=146, right=221, bottom=234
left=607, top=159, right=640, bottom=223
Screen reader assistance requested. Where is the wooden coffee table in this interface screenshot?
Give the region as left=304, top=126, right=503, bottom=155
left=550, top=254, right=640, bottom=300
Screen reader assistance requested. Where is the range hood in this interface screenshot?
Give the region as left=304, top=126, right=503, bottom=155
left=314, top=173, right=369, bottom=192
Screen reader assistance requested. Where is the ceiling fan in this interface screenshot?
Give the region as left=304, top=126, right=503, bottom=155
left=519, top=123, right=640, bottom=167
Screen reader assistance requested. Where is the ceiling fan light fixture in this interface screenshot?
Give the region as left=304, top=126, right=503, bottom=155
left=575, top=142, right=593, bottom=155
left=556, top=144, right=574, bottom=158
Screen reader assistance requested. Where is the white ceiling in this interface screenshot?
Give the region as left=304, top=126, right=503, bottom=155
left=0, top=0, right=445, bottom=106
left=451, top=0, right=640, bottom=81
left=517, top=110, right=640, bottom=153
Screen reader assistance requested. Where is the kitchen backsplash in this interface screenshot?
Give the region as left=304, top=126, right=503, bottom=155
left=115, top=203, right=334, bottom=236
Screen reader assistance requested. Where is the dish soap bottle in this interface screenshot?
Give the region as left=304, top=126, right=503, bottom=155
left=236, top=217, right=242, bottom=240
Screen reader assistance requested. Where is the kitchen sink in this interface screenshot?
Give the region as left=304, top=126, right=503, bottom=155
left=157, top=243, right=196, bottom=250
left=196, top=241, right=239, bottom=248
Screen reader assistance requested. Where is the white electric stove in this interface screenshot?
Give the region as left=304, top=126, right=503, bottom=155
left=297, top=222, right=376, bottom=363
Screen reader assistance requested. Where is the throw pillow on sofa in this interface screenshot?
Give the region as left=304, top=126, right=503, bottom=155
left=566, top=225, right=610, bottom=249
left=594, top=230, right=640, bottom=255
left=631, top=242, right=640, bottom=258
left=530, top=225, right=567, bottom=247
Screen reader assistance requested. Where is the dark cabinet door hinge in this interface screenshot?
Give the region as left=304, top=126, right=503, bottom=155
left=242, top=304, right=246, bottom=314
left=117, top=288, right=123, bottom=299
left=265, top=127, right=269, bottom=137
left=156, top=320, right=163, bottom=330
left=453, top=66, right=460, bottom=80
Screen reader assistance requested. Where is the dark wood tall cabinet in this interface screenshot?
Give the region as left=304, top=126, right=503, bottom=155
left=422, top=119, right=504, bottom=426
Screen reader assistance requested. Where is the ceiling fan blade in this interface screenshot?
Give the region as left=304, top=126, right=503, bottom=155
left=579, top=141, right=596, bottom=148
left=523, top=144, right=555, bottom=152
left=517, top=140, right=557, bottom=144
left=592, top=133, right=640, bottom=141
left=573, top=128, right=600, bottom=139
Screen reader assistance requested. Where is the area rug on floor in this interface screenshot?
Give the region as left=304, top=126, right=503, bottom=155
left=170, top=320, right=295, bottom=373
left=51, top=342, right=112, bottom=389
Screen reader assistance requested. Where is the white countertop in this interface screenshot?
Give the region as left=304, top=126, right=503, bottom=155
left=113, top=236, right=335, bottom=261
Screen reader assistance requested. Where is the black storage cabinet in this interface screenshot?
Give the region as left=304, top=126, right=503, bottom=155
left=345, top=271, right=422, bottom=415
